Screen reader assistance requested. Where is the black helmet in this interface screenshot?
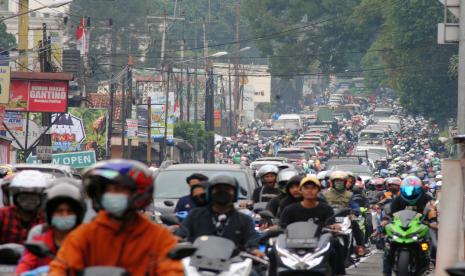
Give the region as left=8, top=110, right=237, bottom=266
left=207, top=174, right=239, bottom=202
left=285, top=175, right=304, bottom=194
left=45, top=178, right=86, bottom=227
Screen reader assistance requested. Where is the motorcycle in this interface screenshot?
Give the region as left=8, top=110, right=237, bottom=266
left=0, top=243, right=24, bottom=276
left=181, top=235, right=261, bottom=276
left=268, top=220, right=333, bottom=276
left=384, top=210, right=430, bottom=276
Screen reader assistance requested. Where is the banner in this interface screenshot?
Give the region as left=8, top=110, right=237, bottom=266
left=126, top=119, right=138, bottom=139
left=0, top=107, right=4, bottom=131
left=28, top=81, right=68, bottom=112
left=149, top=105, right=174, bottom=139
left=4, top=112, right=23, bottom=131
left=51, top=108, right=108, bottom=160
left=4, top=80, right=68, bottom=112
left=0, top=66, right=10, bottom=104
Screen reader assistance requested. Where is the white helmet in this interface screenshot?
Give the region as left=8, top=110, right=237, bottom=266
left=10, top=170, right=50, bottom=193
left=9, top=170, right=50, bottom=211
left=257, top=164, right=279, bottom=178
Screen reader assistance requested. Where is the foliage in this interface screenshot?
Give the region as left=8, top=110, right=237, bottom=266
left=363, top=0, right=457, bottom=121
left=0, top=22, right=16, bottom=52
left=174, top=121, right=211, bottom=152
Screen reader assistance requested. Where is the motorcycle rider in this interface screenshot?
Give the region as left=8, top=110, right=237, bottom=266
left=279, top=176, right=346, bottom=275
left=276, top=175, right=304, bottom=218
left=0, top=170, right=48, bottom=244
left=16, top=178, right=86, bottom=275
left=381, top=176, right=434, bottom=276
left=252, top=164, right=280, bottom=203
left=49, top=159, right=183, bottom=276
left=378, top=177, right=401, bottom=206
left=174, top=173, right=208, bottom=212
left=177, top=173, right=264, bottom=257
left=323, top=171, right=366, bottom=255
left=266, top=168, right=299, bottom=216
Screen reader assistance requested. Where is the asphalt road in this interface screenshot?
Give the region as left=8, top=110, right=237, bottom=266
left=347, top=250, right=384, bottom=276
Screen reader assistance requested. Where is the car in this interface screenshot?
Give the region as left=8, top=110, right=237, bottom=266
left=13, top=164, right=77, bottom=178
left=257, top=128, right=281, bottom=139
left=329, top=164, right=374, bottom=183
left=276, top=148, right=310, bottom=163
left=152, top=164, right=258, bottom=214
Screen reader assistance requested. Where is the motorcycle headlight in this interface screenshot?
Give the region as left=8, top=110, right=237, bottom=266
left=302, top=243, right=331, bottom=268
left=276, top=244, right=299, bottom=268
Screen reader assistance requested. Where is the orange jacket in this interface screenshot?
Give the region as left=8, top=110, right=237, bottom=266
left=49, top=211, right=183, bottom=276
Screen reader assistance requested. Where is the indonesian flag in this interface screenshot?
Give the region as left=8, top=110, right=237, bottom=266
left=76, top=18, right=86, bottom=56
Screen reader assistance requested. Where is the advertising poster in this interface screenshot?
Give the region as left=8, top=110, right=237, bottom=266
left=51, top=108, right=108, bottom=160
left=4, top=112, right=24, bottom=131
left=126, top=119, right=138, bottom=139
left=28, top=81, right=68, bottom=112
left=0, top=66, right=10, bottom=104
left=149, top=105, right=174, bottom=139
left=5, top=80, right=29, bottom=111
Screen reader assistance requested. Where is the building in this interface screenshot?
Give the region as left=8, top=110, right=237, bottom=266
left=1, top=0, right=69, bottom=71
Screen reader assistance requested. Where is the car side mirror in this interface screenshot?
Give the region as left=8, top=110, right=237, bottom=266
left=167, top=244, right=197, bottom=260
left=24, top=241, right=52, bottom=258
left=164, top=200, right=174, bottom=207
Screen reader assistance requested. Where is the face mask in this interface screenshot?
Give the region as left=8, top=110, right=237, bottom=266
left=101, top=193, right=129, bottom=217
left=16, top=193, right=41, bottom=212
left=211, top=190, right=233, bottom=205
left=192, top=194, right=207, bottom=207
left=334, top=180, right=345, bottom=191
left=52, top=215, right=77, bottom=231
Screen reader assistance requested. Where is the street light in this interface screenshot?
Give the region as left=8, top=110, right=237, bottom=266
left=0, top=0, right=72, bottom=22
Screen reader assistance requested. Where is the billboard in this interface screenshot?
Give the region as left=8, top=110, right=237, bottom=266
left=3, top=80, right=68, bottom=112
left=51, top=108, right=108, bottom=160
left=0, top=66, right=10, bottom=104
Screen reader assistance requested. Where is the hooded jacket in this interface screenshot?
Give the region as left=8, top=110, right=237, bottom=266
left=49, top=211, right=183, bottom=276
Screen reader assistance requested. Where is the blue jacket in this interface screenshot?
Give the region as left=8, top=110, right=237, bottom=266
left=175, top=195, right=196, bottom=212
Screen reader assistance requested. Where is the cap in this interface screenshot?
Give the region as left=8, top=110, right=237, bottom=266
left=299, top=176, right=321, bottom=190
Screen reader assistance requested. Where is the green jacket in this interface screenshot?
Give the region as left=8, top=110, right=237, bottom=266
left=324, top=188, right=353, bottom=208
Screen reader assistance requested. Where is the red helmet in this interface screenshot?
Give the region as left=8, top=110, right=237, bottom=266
left=83, top=159, right=154, bottom=211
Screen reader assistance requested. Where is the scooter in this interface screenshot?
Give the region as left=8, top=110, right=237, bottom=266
left=385, top=210, right=430, bottom=276
left=267, top=220, right=333, bottom=276
left=0, top=243, right=24, bottom=276
left=181, top=235, right=261, bottom=276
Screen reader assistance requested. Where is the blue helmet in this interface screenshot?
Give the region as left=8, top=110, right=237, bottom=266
left=380, top=169, right=389, bottom=178
left=400, top=176, right=424, bottom=205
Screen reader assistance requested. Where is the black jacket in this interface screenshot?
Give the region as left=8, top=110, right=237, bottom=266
left=176, top=206, right=259, bottom=250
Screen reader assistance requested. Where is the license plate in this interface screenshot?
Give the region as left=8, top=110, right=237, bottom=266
left=335, top=217, right=345, bottom=223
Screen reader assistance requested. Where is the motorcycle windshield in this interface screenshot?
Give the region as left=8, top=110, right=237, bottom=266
left=190, top=236, right=236, bottom=272
left=285, top=221, right=319, bottom=248
left=394, top=210, right=419, bottom=228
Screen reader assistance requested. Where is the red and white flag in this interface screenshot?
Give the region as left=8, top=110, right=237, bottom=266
left=75, top=18, right=87, bottom=56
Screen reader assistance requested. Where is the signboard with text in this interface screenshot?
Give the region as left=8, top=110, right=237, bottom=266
left=0, top=66, right=10, bottom=104
left=4, top=112, right=23, bottom=131
left=27, top=150, right=96, bottom=169
left=2, top=80, right=68, bottom=112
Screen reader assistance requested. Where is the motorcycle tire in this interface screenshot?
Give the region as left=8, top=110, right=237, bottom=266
left=397, top=250, right=410, bottom=276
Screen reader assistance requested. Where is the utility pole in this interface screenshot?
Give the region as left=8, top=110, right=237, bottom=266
left=107, top=75, right=115, bottom=159
left=194, top=26, right=199, bottom=162
left=39, top=23, right=52, bottom=163
left=228, top=61, right=233, bottom=136
left=458, top=0, right=465, bottom=136
left=120, top=71, right=126, bottom=158
left=147, top=96, right=152, bottom=165
left=18, top=0, right=29, bottom=71
left=127, top=55, right=133, bottom=159
left=204, top=61, right=214, bottom=163
left=233, top=2, right=241, bottom=130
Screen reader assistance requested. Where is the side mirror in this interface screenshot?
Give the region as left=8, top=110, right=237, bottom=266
left=164, top=200, right=174, bottom=207
left=167, top=244, right=197, bottom=260
left=259, top=210, right=275, bottom=220
left=259, top=229, right=284, bottom=243
left=160, top=215, right=180, bottom=226
left=24, top=241, right=53, bottom=258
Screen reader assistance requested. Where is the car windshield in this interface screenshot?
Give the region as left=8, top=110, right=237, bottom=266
left=333, top=165, right=372, bottom=175
left=258, top=129, right=279, bottom=138
left=277, top=151, right=306, bottom=160
left=14, top=168, right=68, bottom=178
left=154, top=170, right=250, bottom=199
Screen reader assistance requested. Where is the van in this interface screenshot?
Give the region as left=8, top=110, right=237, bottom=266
left=272, top=114, right=302, bottom=130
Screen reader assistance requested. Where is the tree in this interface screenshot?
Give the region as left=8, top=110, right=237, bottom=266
left=174, top=121, right=212, bottom=152
left=360, top=0, right=457, bottom=122
left=0, top=22, right=16, bottom=52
